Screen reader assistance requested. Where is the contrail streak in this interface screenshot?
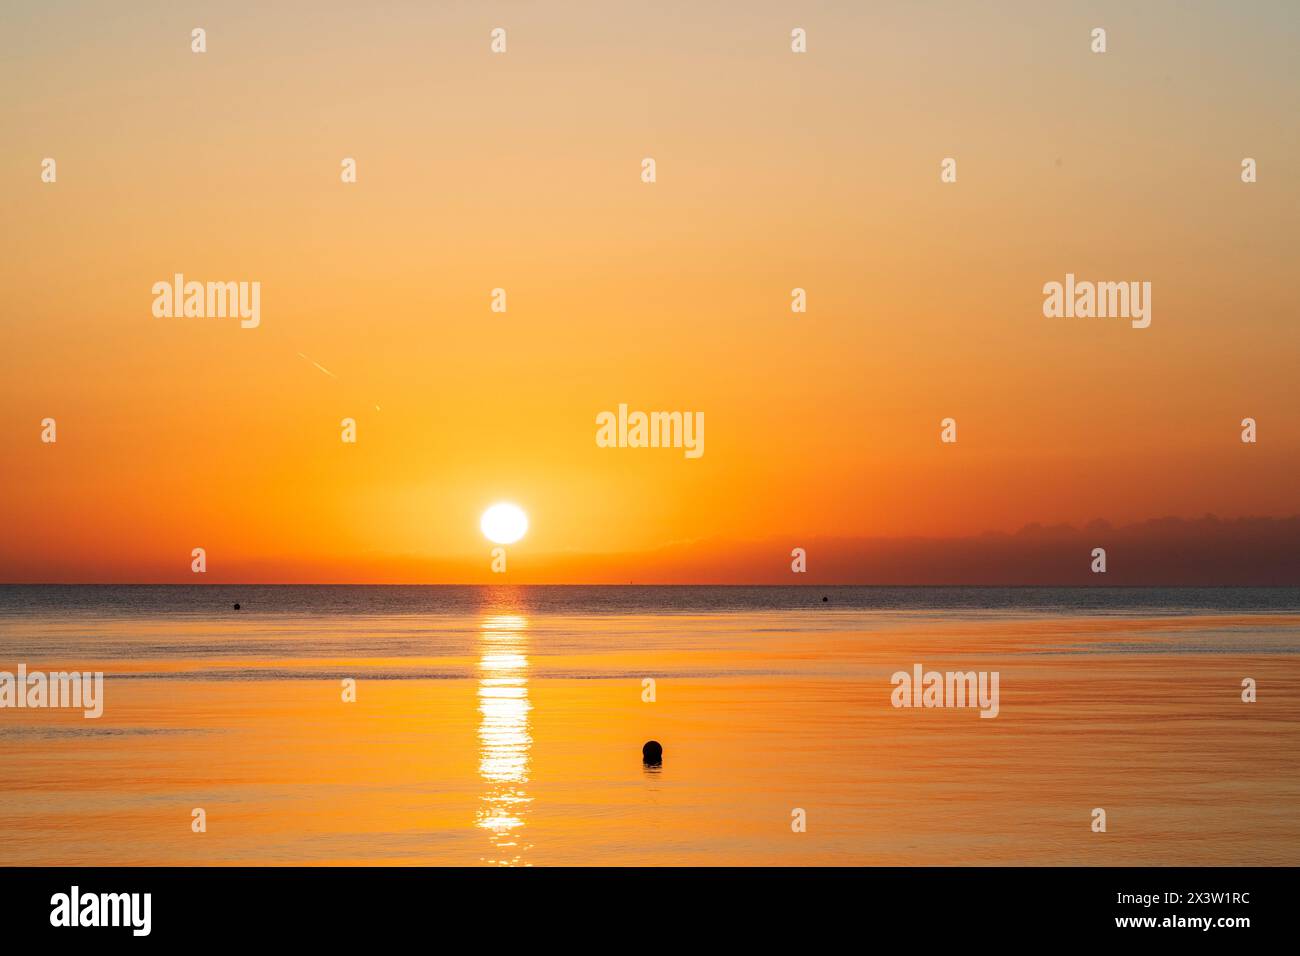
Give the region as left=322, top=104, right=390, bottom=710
left=297, top=352, right=338, bottom=379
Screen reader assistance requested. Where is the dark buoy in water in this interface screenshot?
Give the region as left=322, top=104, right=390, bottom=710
left=233, top=603, right=241, bottom=610
left=822, top=596, right=828, bottom=602
left=642, top=740, right=663, bottom=765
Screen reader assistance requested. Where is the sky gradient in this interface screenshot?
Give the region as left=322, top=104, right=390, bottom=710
left=2, top=1, right=1297, bottom=583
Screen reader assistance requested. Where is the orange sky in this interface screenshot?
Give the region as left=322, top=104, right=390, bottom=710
left=1, top=1, right=1297, bottom=583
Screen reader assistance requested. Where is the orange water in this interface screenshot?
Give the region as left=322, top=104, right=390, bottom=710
left=1, top=609, right=1297, bottom=865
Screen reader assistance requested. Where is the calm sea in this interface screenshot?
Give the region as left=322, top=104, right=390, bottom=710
left=4, top=584, right=1299, bottom=617
left=1, top=585, right=1298, bottom=866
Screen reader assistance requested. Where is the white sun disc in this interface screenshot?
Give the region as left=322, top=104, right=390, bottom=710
left=481, top=503, right=528, bottom=545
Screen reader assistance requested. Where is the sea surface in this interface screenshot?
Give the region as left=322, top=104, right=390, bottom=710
left=1, top=585, right=1298, bottom=866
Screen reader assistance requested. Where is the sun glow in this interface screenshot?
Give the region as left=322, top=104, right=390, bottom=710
left=480, top=503, right=529, bottom=545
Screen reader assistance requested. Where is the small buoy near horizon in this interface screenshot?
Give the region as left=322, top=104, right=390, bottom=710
left=642, top=740, right=663, bottom=765
left=822, top=596, right=828, bottom=602
left=233, top=603, right=241, bottom=610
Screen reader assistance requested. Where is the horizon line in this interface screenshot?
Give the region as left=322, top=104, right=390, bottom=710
left=3, top=582, right=1297, bottom=589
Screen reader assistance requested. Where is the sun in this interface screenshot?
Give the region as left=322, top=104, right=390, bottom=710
left=480, top=503, right=528, bottom=545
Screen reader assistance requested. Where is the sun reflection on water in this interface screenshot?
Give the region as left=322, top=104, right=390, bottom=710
left=475, top=613, right=533, bottom=865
